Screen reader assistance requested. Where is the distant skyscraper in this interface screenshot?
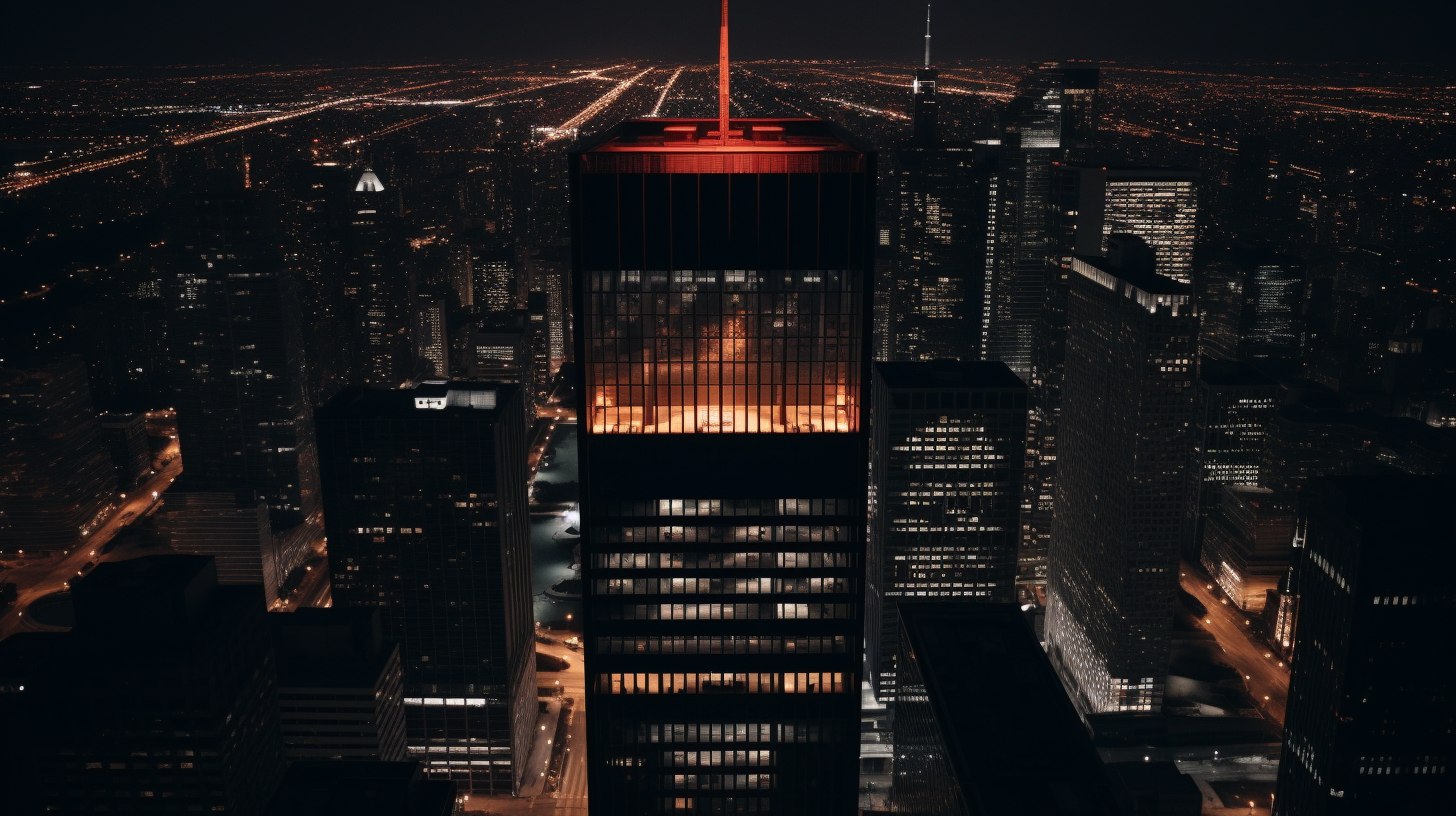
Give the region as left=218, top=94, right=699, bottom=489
left=471, top=238, right=519, bottom=316
left=910, top=5, right=937, bottom=145
left=1273, top=476, right=1455, bottom=815
left=413, top=295, right=449, bottom=378
left=164, top=183, right=321, bottom=583
left=0, top=555, right=285, bottom=816
left=866, top=361, right=1027, bottom=702
left=0, top=355, right=117, bottom=553
left=892, top=603, right=1122, bottom=815
left=1045, top=236, right=1196, bottom=715
left=347, top=167, right=411, bottom=386
left=890, top=144, right=998, bottom=362
left=270, top=608, right=407, bottom=763
left=1069, top=165, right=1200, bottom=285
left=572, top=117, right=873, bottom=816
left=317, top=382, right=535, bottom=795
left=1200, top=247, right=1306, bottom=371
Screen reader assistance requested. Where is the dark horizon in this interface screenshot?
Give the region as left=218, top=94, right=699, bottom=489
left=6, top=0, right=1452, bottom=68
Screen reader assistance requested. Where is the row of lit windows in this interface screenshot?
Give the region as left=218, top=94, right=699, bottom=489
left=601, top=672, right=848, bottom=695
left=598, top=635, right=848, bottom=655
left=598, top=525, right=850, bottom=544
left=663, top=750, right=772, bottom=768
left=619, top=722, right=831, bottom=745
left=597, top=603, right=856, bottom=621
left=595, top=577, right=854, bottom=595
left=598, top=498, right=854, bottom=517
left=594, top=551, right=855, bottom=570
left=671, top=773, right=773, bottom=790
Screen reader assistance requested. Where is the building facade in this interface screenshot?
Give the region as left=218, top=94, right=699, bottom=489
left=1045, top=238, right=1197, bottom=715
left=866, top=361, right=1026, bottom=702
left=317, top=382, right=536, bottom=794
left=571, top=118, right=874, bottom=815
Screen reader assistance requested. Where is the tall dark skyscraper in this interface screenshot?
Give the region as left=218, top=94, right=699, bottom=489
left=1200, top=246, right=1306, bottom=372
left=910, top=5, right=937, bottom=146
left=1045, top=236, right=1197, bottom=715
left=317, top=382, right=536, bottom=795
left=1187, top=359, right=1279, bottom=559
left=1274, top=476, right=1455, bottom=815
left=165, top=183, right=321, bottom=591
left=347, top=167, right=412, bottom=386
left=0, top=355, right=118, bottom=553
left=571, top=117, right=874, bottom=815
left=865, top=361, right=1026, bottom=703
left=0, top=555, right=285, bottom=816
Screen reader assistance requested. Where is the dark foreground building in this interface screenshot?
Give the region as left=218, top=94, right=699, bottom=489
left=267, top=761, right=457, bottom=816
left=0, top=555, right=284, bottom=816
left=571, top=118, right=875, bottom=815
left=892, top=602, right=1121, bottom=815
left=1273, top=476, right=1456, bottom=815
left=866, top=360, right=1026, bottom=702
left=317, top=382, right=535, bottom=795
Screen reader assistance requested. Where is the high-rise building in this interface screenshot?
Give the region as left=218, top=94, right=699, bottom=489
left=1273, top=476, right=1455, bottom=815
left=1198, top=484, right=1295, bottom=612
left=270, top=608, right=408, bottom=763
left=890, top=144, right=998, bottom=362
left=526, top=291, right=553, bottom=416
left=1200, top=247, right=1306, bottom=372
left=317, top=382, right=535, bottom=794
left=0, top=355, right=118, bottom=553
left=1045, top=236, right=1196, bottom=715
left=866, top=361, right=1026, bottom=702
left=891, top=603, right=1122, bottom=815
left=164, top=183, right=321, bottom=578
left=160, top=492, right=282, bottom=603
left=910, top=6, right=937, bottom=145
left=1069, top=165, right=1200, bottom=286
left=1186, top=360, right=1279, bottom=559
left=571, top=117, right=874, bottom=815
left=347, top=167, right=411, bottom=386
left=0, top=555, right=285, bottom=816
left=413, top=295, right=449, bottom=379
left=471, top=239, right=519, bottom=316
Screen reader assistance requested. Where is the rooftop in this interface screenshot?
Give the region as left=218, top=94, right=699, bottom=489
left=317, top=382, right=519, bottom=421
left=1073, top=253, right=1190, bottom=299
left=875, top=360, right=1026, bottom=391
left=576, top=118, right=867, bottom=174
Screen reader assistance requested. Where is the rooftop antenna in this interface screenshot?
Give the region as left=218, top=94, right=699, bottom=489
left=718, top=0, right=730, bottom=144
left=923, top=4, right=932, bottom=69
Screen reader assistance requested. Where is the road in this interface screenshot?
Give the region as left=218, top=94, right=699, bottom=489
left=0, top=437, right=183, bottom=640
left=1180, top=562, right=1290, bottom=725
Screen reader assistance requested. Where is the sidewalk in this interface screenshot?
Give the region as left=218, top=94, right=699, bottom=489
left=515, top=697, right=564, bottom=798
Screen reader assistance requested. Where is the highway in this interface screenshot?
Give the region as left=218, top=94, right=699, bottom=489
left=1180, top=562, right=1290, bottom=725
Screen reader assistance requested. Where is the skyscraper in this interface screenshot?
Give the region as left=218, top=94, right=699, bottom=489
left=1273, top=476, right=1455, bottom=815
left=0, top=555, right=285, bottom=816
left=571, top=117, right=874, bottom=815
left=1200, top=247, right=1306, bottom=372
left=413, top=295, right=449, bottom=379
left=317, top=382, right=536, bottom=794
left=1069, top=165, right=1200, bottom=286
left=1045, top=235, right=1197, bottom=715
left=1187, top=359, right=1279, bottom=559
left=347, top=167, right=411, bottom=386
left=164, top=183, right=321, bottom=590
left=866, top=360, right=1026, bottom=702
left=910, top=5, right=937, bottom=146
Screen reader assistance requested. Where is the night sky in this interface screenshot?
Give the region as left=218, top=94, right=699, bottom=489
left=5, top=0, right=1452, bottom=67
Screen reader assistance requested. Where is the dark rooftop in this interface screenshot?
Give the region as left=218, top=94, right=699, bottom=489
left=875, top=360, right=1026, bottom=391
left=899, top=602, right=1123, bottom=815
left=266, top=761, right=456, bottom=816
left=1199, top=358, right=1278, bottom=388
left=317, top=382, right=520, bottom=421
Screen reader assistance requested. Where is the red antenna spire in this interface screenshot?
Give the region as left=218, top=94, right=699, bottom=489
left=718, top=0, right=730, bottom=144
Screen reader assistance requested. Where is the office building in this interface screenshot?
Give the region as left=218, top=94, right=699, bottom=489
left=571, top=117, right=874, bottom=815
left=317, top=382, right=535, bottom=795
left=347, top=167, right=411, bottom=386
left=866, top=361, right=1027, bottom=702
left=526, top=291, right=553, bottom=416
left=266, top=761, right=457, bottom=816
left=270, top=608, right=408, bottom=762
left=1198, top=485, right=1295, bottom=612
left=910, top=6, right=937, bottom=145
left=1186, top=359, right=1279, bottom=558
left=165, top=183, right=321, bottom=575
left=1200, top=248, right=1305, bottom=371
left=1045, top=236, right=1196, bottom=715
left=97, top=411, right=151, bottom=488
left=413, top=295, right=449, bottom=379
left=160, top=492, right=282, bottom=603
left=892, top=602, right=1121, bottom=815
left=1273, top=476, right=1455, bottom=815
left=890, top=144, right=998, bottom=362
left=0, top=355, right=118, bottom=553
left=0, top=555, right=285, bottom=816
left=1068, top=165, right=1200, bottom=286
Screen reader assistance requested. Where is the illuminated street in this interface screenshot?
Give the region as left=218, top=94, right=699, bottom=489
left=1181, top=562, right=1291, bottom=726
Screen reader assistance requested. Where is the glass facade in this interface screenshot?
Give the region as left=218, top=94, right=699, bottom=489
left=573, top=119, right=873, bottom=816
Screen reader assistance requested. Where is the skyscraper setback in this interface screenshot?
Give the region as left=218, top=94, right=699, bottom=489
left=571, top=117, right=874, bottom=815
